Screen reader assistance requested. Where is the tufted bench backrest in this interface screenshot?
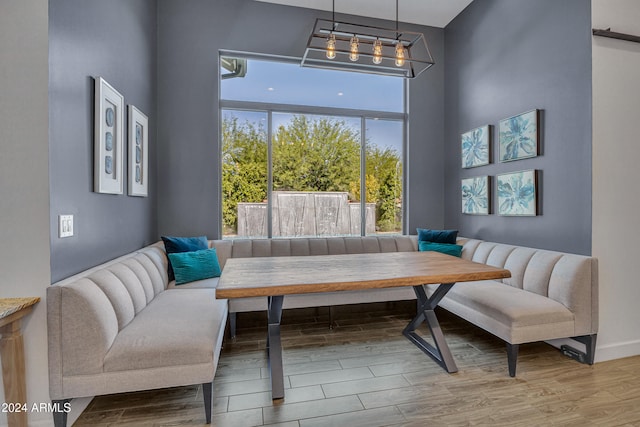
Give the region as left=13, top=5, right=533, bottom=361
left=210, top=235, right=418, bottom=270
left=459, top=238, right=598, bottom=336
left=209, top=236, right=596, bottom=336
left=47, top=245, right=169, bottom=396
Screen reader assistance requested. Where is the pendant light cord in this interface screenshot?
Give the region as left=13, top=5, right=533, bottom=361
left=332, top=0, right=336, bottom=30
left=396, top=0, right=399, bottom=39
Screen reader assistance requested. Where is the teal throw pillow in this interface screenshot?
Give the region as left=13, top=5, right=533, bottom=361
left=167, top=248, right=222, bottom=285
left=161, top=235, right=209, bottom=281
left=416, top=228, right=458, bottom=244
left=418, top=241, right=463, bottom=257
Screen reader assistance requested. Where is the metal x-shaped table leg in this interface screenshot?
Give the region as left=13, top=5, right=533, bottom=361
left=402, top=283, right=458, bottom=373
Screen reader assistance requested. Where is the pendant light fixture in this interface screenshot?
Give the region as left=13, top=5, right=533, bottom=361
left=394, top=0, right=406, bottom=67
left=395, top=42, right=406, bottom=67
left=325, top=0, right=337, bottom=59
left=302, top=0, right=434, bottom=78
left=349, top=35, right=359, bottom=61
left=326, top=33, right=337, bottom=59
left=372, top=38, right=383, bottom=65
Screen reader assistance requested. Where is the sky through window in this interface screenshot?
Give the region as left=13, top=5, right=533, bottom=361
left=221, top=58, right=403, bottom=113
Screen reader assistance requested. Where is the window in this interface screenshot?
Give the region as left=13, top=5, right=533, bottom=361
left=364, top=118, right=403, bottom=234
left=221, top=110, right=268, bottom=237
left=220, top=55, right=405, bottom=239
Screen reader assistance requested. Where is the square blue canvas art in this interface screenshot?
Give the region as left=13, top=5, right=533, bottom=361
left=461, top=176, right=489, bottom=215
left=461, top=125, right=490, bottom=168
left=497, top=170, right=537, bottom=216
left=499, top=109, right=539, bottom=162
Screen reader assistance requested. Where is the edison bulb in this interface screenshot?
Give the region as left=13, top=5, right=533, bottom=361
left=326, top=33, right=336, bottom=59
left=349, top=35, right=359, bottom=62
left=395, top=42, right=405, bottom=67
left=372, top=39, right=383, bottom=64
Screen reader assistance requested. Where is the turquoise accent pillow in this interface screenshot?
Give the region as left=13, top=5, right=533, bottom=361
left=416, top=228, right=458, bottom=244
left=418, top=241, right=463, bottom=257
left=167, top=248, right=222, bottom=285
left=161, top=235, right=209, bottom=280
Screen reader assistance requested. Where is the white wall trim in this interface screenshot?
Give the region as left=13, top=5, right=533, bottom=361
left=593, top=339, right=640, bottom=363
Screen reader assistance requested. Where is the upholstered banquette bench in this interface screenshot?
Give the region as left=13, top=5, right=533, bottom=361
left=207, top=235, right=598, bottom=376
left=46, top=233, right=598, bottom=426
left=47, top=243, right=227, bottom=427
left=439, top=237, right=598, bottom=376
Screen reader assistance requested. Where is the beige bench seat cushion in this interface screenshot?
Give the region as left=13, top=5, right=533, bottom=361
left=433, top=281, right=575, bottom=344
left=166, top=277, right=219, bottom=289
left=104, top=288, right=224, bottom=372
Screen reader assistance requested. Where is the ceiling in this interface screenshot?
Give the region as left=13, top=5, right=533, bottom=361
left=254, top=0, right=474, bottom=28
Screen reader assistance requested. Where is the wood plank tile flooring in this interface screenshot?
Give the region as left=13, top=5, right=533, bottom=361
left=74, top=302, right=640, bottom=426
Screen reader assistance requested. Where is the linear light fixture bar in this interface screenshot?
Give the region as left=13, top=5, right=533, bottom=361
left=302, top=18, right=434, bottom=78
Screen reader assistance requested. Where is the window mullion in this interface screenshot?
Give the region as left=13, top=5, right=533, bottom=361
left=360, top=117, right=366, bottom=236
left=267, top=111, right=273, bottom=238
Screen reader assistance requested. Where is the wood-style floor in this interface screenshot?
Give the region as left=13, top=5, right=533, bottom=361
left=75, top=302, right=640, bottom=426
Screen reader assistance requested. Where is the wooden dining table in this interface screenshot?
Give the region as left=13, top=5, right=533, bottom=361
left=216, top=250, right=510, bottom=400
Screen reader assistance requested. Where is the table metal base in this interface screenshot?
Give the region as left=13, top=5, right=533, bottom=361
left=267, top=295, right=285, bottom=399
left=265, top=284, right=458, bottom=400
left=403, top=283, right=458, bottom=373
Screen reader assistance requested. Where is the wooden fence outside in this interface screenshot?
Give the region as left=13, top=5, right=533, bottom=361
left=237, top=191, right=375, bottom=237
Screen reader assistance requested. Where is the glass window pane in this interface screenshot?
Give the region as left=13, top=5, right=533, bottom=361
left=271, top=113, right=362, bottom=237
left=365, top=118, right=403, bottom=235
left=221, top=109, right=268, bottom=238
left=221, top=57, right=403, bottom=113
left=220, top=56, right=405, bottom=239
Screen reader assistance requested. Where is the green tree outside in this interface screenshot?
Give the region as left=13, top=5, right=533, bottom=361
left=366, top=145, right=403, bottom=232
left=222, top=114, right=402, bottom=234
left=221, top=117, right=268, bottom=234
left=272, top=115, right=360, bottom=193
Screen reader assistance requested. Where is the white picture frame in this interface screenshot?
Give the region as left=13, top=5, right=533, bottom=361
left=461, top=125, right=490, bottom=168
left=94, top=77, right=124, bottom=194
left=127, top=105, right=149, bottom=197
left=462, top=176, right=490, bottom=215
left=497, top=169, right=538, bottom=216
left=499, top=109, right=539, bottom=162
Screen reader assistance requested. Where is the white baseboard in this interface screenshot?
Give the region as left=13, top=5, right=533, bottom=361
left=594, top=339, right=640, bottom=363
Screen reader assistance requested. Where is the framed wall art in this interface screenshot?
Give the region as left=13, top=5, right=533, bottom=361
left=128, top=105, right=149, bottom=197
left=497, top=169, right=538, bottom=216
left=461, top=176, right=490, bottom=215
left=461, top=125, right=490, bottom=168
left=499, top=109, right=539, bottom=162
left=94, top=77, right=124, bottom=194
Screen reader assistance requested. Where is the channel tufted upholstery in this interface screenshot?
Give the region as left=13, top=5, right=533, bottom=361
left=47, top=244, right=227, bottom=426
left=47, top=232, right=598, bottom=423
left=450, top=238, right=598, bottom=344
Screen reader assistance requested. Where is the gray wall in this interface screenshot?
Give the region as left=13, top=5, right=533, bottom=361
left=49, top=0, right=157, bottom=281
left=157, top=0, right=445, bottom=239
left=444, top=0, right=592, bottom=254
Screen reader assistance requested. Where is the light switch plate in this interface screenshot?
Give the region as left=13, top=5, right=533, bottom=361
left=59, top=214, right=74, bottom=238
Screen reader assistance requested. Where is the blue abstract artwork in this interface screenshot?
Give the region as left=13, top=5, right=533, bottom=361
left=461, top=125, right=490, bottom=168
left=499, top=110, right=538, bottom=162
left=497, top=170, right=537, bottom=216
left=461, top=176, right=489, bottom=215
